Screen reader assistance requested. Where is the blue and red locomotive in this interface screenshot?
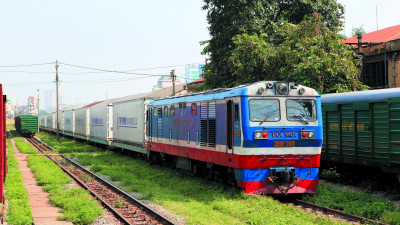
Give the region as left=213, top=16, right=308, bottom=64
left=146, top=81, right=322, bottom=194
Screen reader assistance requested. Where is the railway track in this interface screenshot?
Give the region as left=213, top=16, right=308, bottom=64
left=26, top=137, right=176, bottom=225
left=292, top=199, right=388, bottom=224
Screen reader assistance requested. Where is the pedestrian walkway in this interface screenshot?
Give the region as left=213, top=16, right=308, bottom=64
left=10, top=137, right=72, bottom=225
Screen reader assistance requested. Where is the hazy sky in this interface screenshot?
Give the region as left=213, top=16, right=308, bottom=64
left=1, top=0, right=399, bottom=108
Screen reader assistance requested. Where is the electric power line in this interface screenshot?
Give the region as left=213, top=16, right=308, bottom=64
left=0, top=62, right=54, bottom=68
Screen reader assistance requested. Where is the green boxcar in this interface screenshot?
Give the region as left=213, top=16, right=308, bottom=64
left=321, top=89, right=400, bottom=175
left=15, top=115, right=39, bottom=137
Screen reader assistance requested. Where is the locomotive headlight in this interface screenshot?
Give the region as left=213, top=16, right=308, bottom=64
left=298, top=87, right=305, bottom=95
left=301, top=131, right=315, bottom=139
left=258, top=87, right=265, bottom=94
left=254, top=131, right=268, bottom=139
left=276, top=82, right=288, bottom=95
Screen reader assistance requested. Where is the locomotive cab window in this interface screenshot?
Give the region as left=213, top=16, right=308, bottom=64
left=234, top=104, right=239, bottom=122
left=249, top=99, right=280, bottom=122
left=286, top=99, right=316, bottom=122
left=164, top=106, right=168, bottom=116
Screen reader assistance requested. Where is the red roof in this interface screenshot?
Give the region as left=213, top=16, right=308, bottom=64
left=190, top=78, right=205, bottom=84
left=83, top=101, right=103, bottom=108
left=344, top=24, right=400, bottom=44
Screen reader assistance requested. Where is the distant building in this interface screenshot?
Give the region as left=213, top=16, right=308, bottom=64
left=344, top=24, right=400, bottom=88
left=186, top=78, right=205, bottom=93
left=44, top=90, right=55, bottom=113
left=27, top=96, right=36, bottom=115
left=184, top=64, right=205, bottom=83
left=6, top=96, right=16, bottom=119
left=44, top=90, right=64, bottom=112
left=152, top=74, right=183, bottom=91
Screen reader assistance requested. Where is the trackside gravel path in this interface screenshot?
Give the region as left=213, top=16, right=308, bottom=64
left=10, top=138, right=72, bottom=225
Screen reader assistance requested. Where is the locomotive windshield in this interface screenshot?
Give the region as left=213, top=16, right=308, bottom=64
left=286, top=99, right=316, bottom=121
left=249, top=99, right=280, bottom=122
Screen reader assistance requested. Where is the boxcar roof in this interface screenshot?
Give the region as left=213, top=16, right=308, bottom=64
left=322, top=88, right=400, bottom=104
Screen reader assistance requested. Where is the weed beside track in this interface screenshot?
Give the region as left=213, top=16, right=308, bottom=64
left=14, top=137, right=37, bottom=154
left=38, top=132, right=100, bottom=153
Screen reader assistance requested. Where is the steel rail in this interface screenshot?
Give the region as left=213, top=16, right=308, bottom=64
left=294, top=199, right=388, bottom=225
left=27, top=137, right=176, bottom=225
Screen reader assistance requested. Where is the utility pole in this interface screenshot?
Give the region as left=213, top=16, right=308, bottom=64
left=55, top=60, right=60, bottom=142
left=171, top=69, right=176, bottom=96
left=37, top=89, right=40, bottom=134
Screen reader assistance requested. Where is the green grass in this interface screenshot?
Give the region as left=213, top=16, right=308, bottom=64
left=4, top=153, right=33, bottom=225
left=36, top=132, right=100, bottom=153
left=304, top=182, right=400, bottom=224
left=74, top=151, right=340, bottom=225
left=7, top=139, right=15, bottom=154
left=38, top=132, right=342, bottom=224
left=27, top=155, right=103, bottom=224
left=37, top=132, right=346, bottom=224
left=14, top=137, right=38, bottom=154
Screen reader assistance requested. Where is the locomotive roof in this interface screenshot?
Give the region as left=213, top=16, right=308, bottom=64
left=321, top=88, right=400, bottom=104
left=148, top=81, right=318, bottom=106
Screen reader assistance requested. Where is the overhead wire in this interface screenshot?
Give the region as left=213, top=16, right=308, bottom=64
left=59, top=62, right=177, bottom=76
left=0, top=62, right=54, bottom=68
left=2, top=61, right=199, bottom=85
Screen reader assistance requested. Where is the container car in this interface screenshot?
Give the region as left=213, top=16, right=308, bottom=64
left=39, top=114, right=46, bottom=129
left=89, top=102, right=113, bottom=145
left=44, top=112, right=55, bottom=131
left=147, top=81, right=322, bottom=195
left=73, top=101, right=103, bottom=140
left=15, top=115, right=38, bottom=137
left=321, top=88, right=400, bottom=177
left=111, top=91, right=179, bottom=152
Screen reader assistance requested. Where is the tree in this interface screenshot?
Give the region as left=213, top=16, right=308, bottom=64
left=201, top=0, right=345, bottom=89
left=351, top=25, right=366, bottom=37
left=229, top=14, right=368, bottom=93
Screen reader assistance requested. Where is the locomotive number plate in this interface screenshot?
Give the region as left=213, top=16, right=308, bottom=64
left=274, top=141, right=295, bottom=147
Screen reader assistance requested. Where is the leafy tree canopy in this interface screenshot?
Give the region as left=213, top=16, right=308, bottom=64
left=201, top=0, right=367, bottom=93
left=229, top=14, right=368, bottom=93
left=351, top=25, right=366, bottom=37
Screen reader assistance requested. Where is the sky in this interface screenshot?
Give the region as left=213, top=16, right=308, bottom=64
left=1, top=0, right=399, bottom=109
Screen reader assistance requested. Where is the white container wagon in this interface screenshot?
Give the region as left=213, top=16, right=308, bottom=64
left=74, top=101, right=103, bottom=140
left=111, top=88, right=179, bottom=153
left=89, top=102, right=113, bottom=145
left=45, top=113, right=55, bottom=131
left=39, top=114, right=46, bottom=129
left=62, top=105, right=83, bottom=137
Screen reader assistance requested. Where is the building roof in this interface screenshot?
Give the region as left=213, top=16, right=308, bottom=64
left=190, top=77, right=205, bottom=84
left=344, top=24, right=400, bottom=44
